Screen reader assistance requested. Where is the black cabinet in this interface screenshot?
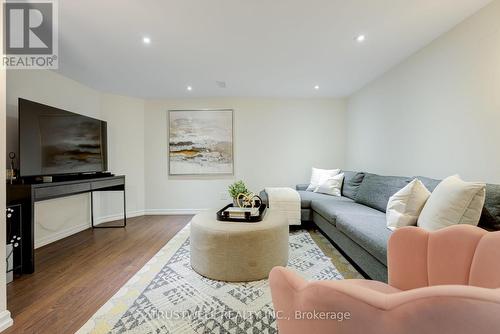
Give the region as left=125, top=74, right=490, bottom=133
left=7, top=175, right=126, bottom=274
left=6, top=204, right=23, bottom=277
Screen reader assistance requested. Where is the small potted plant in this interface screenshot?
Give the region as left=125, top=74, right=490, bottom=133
left=228, top=181, right=250, bottom=206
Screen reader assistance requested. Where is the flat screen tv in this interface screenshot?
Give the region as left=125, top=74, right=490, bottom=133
left=18, top=98, right=108, bottom=177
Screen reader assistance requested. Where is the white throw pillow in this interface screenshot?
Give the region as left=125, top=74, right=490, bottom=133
left=386, top=179, right=431, bottom=231
left=314, top=173, right=345, bottom=197
left=417, top=175, right=486, bottom=231
left=306, top=167, right=340, bottom=191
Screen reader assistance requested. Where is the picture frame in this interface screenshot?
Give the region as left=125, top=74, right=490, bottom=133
left=168, top=109, right=234, bottom=176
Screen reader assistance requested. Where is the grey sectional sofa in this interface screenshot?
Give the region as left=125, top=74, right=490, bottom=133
left=262, top=172, right=500, bottom=282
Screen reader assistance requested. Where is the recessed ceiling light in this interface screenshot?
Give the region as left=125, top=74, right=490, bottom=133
left=314, top=85, right=320, bottom=90
left=355, top=34, right=366, bottom=43
left=142, top=37, right=151, bottom=44
left=216, top=81, right=227, bottom=88
left=187, top=85, right=193, bottom=91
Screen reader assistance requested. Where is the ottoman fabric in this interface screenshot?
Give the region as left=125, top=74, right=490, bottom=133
left=190, top=210, right=289, bottom=282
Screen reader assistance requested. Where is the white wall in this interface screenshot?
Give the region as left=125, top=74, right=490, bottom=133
left=346, top=0, right=500, bottom=184
left=100, top=94, right=145, bottom=217
left=6, top=71, right=145, bottom=247
left=144, top=98, right=347, bottom=212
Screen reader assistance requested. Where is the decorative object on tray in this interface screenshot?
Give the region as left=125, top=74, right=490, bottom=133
left=228, top=180, right=250, bottom=205
left=228, top=181, right=262, bottom=206
left=236, top=193, right=262, bottom=208
left=226, top=205, right=259, bottom=218
left=221, top=181, right=265, bottom=222
left=168, top=109, right=233, bottom=175
left=217, top=203, right=267, bottom=222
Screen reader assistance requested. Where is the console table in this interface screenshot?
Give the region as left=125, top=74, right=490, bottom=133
left=6, top=175, right=126, bottom=274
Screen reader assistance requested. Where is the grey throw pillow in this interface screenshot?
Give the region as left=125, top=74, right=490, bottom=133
left=341, top=171, right=365, bottom=200
left=355, top=174, right=411, bottom=212
left=481, top=184, right=500, bottom=230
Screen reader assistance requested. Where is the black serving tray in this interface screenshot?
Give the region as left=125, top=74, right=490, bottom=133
left=216, top=203, right=267, bottom=223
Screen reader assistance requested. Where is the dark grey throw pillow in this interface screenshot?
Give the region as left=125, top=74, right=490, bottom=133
left=341, top=171, right=365, bottom=200
left=481, top=184, right=500, bottom=230
left=355, top=174, right=412, bottom=213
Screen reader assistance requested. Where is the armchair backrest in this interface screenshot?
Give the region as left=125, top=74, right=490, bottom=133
left=388, top=225, right=500, bottom=290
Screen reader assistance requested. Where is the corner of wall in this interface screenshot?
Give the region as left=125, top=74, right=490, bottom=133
left=342, top=1, right=500, bottom=181
left=0, top=3, right=13, bottom=331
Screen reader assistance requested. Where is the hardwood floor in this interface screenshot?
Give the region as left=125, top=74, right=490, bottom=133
left=5, top=215, right=191, bottom=334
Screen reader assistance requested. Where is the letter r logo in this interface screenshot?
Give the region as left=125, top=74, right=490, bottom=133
left=4, top=2, right=53, bottom=54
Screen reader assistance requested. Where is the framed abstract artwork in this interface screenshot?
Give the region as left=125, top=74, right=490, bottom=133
left=168, top=109, right=234, bottom=175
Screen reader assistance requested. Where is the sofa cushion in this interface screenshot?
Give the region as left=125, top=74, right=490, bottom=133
left=297, top=190, right=353, bottom=209
left=341, top=171, right=365, bottom=200
left=311, top=200, right=380, bottom=226
left=355, top=174, right=412, bottom=212
left=336, top=213, right=392, bottom=265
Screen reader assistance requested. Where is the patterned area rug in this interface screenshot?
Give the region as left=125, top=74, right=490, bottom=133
left=78, top=225, right=361, bottom=334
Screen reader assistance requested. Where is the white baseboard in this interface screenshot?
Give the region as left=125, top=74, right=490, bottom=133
left=35, top=210, right=143, bottom=248
left=34, top=209, right=205, bottom=248
left=144, top=209, right=209, bottom=216
left=35, top=222, right=90, bottom=249
left=0, top=310, right=13, bottom=332
left=94, top=210, right=145, bottom=225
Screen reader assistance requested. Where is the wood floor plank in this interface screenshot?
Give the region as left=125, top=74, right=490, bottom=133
left=4, top=215, right=192, bottom=334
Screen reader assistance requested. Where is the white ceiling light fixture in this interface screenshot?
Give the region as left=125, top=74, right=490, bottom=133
left=187, top=85, right=193, bottom=91
left=216, top=81, right=227, bottom=88
left=142, top=36, right=151, bottom=45
left=314, top=85, right=320, bottom=90
left=355, top=34, right=366, bottom=43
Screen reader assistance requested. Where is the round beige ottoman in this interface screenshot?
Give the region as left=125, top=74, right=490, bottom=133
left=190, top=209, right=289, bottom=282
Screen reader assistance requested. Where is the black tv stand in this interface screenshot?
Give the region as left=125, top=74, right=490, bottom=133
left=20, top=172, right=115, bottom=184
left=54, top=172, right=115, bottom=182
left=7, top=175, right=126, bottom=274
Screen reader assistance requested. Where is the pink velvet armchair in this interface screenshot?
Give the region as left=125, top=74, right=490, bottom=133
left=269, top=225, right=500, bottom=334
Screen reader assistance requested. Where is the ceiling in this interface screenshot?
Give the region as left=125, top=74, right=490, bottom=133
left=57, top=0, right=492, bottom=99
